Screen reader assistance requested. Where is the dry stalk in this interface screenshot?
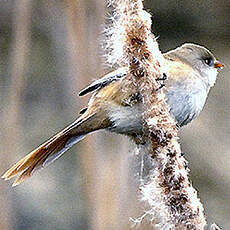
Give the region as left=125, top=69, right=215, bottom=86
left=105, top=0, right=207, bottom=229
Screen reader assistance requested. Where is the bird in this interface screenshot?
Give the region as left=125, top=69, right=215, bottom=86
left=2, top=43, right=224, bottom=186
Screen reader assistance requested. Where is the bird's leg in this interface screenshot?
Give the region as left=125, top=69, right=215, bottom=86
left=156, top=83, right=165, bottom=91
left=156, top=73, right=167, bottom=81
left=156, top=73, right=167, bottom=91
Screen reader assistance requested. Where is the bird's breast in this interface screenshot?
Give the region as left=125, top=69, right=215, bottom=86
left=165, top=81, right=208, bottom=126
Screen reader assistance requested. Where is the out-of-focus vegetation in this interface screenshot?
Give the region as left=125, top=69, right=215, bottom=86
left=0, top=0, right=229, bottom=229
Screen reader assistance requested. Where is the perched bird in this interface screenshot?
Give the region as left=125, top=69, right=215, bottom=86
left=2, top=43, right=224, bottom=186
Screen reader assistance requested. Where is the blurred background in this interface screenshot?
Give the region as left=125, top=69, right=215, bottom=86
left=0, top=0, right=229, bottom=229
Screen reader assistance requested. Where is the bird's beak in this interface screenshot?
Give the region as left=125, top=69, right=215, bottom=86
left=214, top=61, right=224, bottom=69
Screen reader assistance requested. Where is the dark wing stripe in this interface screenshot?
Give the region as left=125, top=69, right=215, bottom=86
left=79, top=68, right=127, bottom=96
left=79, top=108, right=87, bottom=114
left=79, top=83, right=101, bottom=96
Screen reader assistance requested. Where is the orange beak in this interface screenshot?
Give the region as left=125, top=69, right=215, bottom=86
left=214, top=61, right=224, bottom=69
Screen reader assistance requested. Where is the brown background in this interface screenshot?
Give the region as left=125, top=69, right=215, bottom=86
left=0, top=0, right=229, bottom=229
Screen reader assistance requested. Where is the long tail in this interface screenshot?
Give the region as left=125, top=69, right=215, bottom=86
left=2, top=110, right=110, bottom=186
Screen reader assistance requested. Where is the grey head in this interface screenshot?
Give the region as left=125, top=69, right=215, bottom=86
left=164, top=43, right=224, bottom=126
left=167, top=43, right=223, bottom=87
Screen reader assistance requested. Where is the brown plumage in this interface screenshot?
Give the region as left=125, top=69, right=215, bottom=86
left=2, top=43, right=223, bottom=186
left=2, top=108, right=110, bottom=186
left=2, top=78, right=137, bottom=186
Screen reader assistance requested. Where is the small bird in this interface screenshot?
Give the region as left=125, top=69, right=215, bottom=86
left=2, top=43, right=224, bottom=186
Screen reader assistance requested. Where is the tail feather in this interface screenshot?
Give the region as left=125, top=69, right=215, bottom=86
left=2, top=111, right=108, bottom=186
left=2, top=130, right=84, bottom=187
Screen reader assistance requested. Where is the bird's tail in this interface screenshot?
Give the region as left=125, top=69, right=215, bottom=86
left=2, top=110, right=109, bottom=186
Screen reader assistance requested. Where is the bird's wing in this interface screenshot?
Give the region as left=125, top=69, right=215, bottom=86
left=79, top=67, right=127, bottom=96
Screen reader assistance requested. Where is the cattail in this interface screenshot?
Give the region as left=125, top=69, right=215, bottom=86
left=105, top=0, right=207, bottom=229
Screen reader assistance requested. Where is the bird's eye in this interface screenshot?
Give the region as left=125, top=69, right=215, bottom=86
left=204, top=58, right=214, bottom=66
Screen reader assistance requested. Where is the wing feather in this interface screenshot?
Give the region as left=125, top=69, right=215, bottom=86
left=79, top=67, right=127, bottom=96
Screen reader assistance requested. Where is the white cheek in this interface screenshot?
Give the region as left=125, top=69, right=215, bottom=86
left=203, top=68, right=218, bottom=87
left=208, top=69, right=218, bottom=87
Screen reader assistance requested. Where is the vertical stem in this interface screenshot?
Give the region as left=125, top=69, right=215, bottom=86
left=106, top=0, right=207, bottom=229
